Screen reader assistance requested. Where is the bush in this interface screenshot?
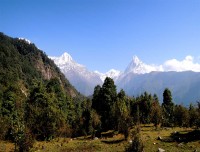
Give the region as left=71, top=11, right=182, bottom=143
left=126, top=126, right=144, bottom=152
left=0, top=117, right=10, bottom=140
left=17, top=128, right=35, bottom=152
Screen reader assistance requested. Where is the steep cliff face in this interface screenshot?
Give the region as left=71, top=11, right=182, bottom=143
left=0, top=32, right=79, bottom=99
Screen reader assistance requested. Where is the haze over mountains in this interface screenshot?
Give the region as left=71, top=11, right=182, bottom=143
left=50, top=53, right=103, bottom=96
left=1, top=32, right=200, bottom=105
left=50, top=52, right=200, bottom=105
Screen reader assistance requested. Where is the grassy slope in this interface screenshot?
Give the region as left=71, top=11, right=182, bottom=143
left=141, top=125, right=200, bottom=152
left=1, top=125, right=200, bottom=152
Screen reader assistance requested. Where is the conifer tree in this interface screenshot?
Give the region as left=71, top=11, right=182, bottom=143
left=162, top=88, right=174, bottom=127
left=151, top=94, right=161, bottom=129
left=92, top=77, right=117, bottom=131
left=114, top=89, right=131, bottom=139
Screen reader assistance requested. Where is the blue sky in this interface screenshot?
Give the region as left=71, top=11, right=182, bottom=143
left=1, top=0, right=200, bottom=72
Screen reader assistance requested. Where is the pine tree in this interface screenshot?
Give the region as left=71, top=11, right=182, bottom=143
left=92, top=77, right=117, bottom=131
left=162, top=88, right=174, bottom=127
left=114, top=89, right=131, bottom=139
left=150, top=94, right=161, bottom=129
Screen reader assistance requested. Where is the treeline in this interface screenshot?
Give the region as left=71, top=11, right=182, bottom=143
left=1, top=33, right=200, bottom=151
left=0, top=32, right=85, bottom=151
left=91, top=78, right=200, bottom=137
left=1, top=78, right=200, bottom=151
left=0, top=78, right=86, bottom=151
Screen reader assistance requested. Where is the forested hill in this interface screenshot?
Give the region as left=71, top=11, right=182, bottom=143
left=0, top=32, right=80, bottom=99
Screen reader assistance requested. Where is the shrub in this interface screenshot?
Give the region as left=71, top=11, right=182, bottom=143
left=126, top=126, right=144, bottom=152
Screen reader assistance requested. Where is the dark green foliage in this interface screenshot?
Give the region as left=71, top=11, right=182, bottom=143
left=25, top=81, right=65, bottom=140
left=196, top=102, right=200, bottom=128
left=162, top=88, right=175, bottom=127
left=130, top=92, right=155, bottom=125
left=0, top=33, right=85, bottom=151
left=91, top=85, right=101, bottom=111
left=139, top=92, right=153, bottom=124
left=188, top=104, right=199, bottom=127
left=171, top=130, right=200, bottom=142
left=2, top=86, right=16, bottom=117
left=113, top=89, right=132, bottom=139
left=92, top=77, right=117, bottom=130
left=17, top=128, right=35, bottom=152
left=0, top=116, right=10, bottom=140
left=88, top=110, right=101, bottom=138
left=150, top=94, right=162, bottom=128
left=174, top=105, right=189, bottom=127
left=0, top=32, right=78, bottom=98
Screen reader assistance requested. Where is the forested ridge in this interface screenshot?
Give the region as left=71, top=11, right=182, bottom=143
left=0, top=33, right=86, bottom=151
left=0, top=33, right=200, bottom=152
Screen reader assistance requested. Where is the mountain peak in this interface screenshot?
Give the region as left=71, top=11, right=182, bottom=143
left=61, top=52, right=73, bottom=62
left=132, top=55, right=141, bottom=65
left=125, top=56, right=145, bottom=74
left=95, top=69, right=121, bottom=81
left=125, top=56, right=162, bottom=74
left=49, top=52, right=73, bottom=66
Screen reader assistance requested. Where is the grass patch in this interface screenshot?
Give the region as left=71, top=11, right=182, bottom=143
left=1, top=125, right=200, bottom=152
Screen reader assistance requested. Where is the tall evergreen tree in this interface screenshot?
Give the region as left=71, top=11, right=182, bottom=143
left=114, top=89, right=131, bottom=139
left=92, top=77, right=117, bottom=131
left=91, top=85, right=102, bottom=113
left=150, top=94, right=161, bottom=129
left=162, top=88, right=174, bottom=127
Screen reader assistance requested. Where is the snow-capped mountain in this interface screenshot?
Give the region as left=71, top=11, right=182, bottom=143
left=50, top=52, right=85, bottom=72
left=124, top=56, right=163, bottom=74
left=50, top=52, right=103, bottom=96
left=50, top=52, right=200, bottom=104
left=116, top=56, right=200, bottom=104
left=95, top=69, right=121, bottom=81
left=50, top=52, right=123, bottom=96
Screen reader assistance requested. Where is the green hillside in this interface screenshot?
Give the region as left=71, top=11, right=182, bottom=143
left=0, top=33, right=88, bottom=151
left=0, top=32, right=79, bottom=98
left=1, top=33, right=200, bottom=152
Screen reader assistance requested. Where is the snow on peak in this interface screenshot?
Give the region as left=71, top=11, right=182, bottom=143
left=49, top=52, right=74, bottom=66
left=95, top=69, right=121, bottom=81
left=125, top=56, right=163, bottom=74
left=60, top=52, right=73, bottom=63
left=132, top=56, right=141, bottom=65
left=18, top=38, right=32, bottom=44
left=124, top=55, right=200, bottom=75
left=106, top=69, right=121, bottom=78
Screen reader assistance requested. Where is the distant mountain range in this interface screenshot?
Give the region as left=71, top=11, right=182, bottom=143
left=51, top=52, right=200, bottom=105
left=3, top=32, right=199, bottom=105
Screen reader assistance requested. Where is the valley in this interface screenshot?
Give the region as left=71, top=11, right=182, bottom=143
left=1, top=33, right=200, bottom=152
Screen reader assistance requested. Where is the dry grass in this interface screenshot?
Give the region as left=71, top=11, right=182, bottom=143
left=141, top=124, right=200, bottom=152
left=0, top=141, right=14, bottom=152
left=1, top=125, right=200, bottom=152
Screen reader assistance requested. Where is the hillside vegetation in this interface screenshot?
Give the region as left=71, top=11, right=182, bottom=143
left=0, top=33, right=87, bottom=151
left=0, top=33, right=200, bottom=152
